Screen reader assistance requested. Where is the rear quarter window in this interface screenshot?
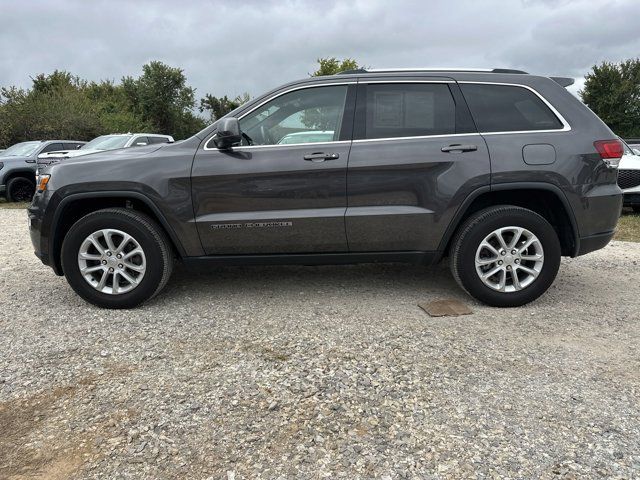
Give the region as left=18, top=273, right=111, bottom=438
left=460, top=83, right=564, bottom=133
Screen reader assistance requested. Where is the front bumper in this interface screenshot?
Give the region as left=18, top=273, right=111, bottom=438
left=27, top=189, right=58, bottom=272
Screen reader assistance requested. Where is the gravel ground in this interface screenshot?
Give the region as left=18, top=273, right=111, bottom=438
left=1, top=207, right=639, bottom=479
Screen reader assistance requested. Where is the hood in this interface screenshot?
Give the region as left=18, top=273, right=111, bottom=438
left=37, top=145, right=164, bottom=165
left=0, top=155, right=34, bottom=164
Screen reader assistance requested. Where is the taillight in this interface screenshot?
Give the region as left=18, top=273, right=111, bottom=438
left=594, top=139, right=623, bottom=168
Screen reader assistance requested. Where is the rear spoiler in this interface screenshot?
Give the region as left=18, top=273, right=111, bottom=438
left=551, top=76, right=574, bottom=88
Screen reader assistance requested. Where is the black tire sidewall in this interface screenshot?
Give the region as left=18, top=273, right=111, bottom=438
left=7, top=177, right=35, bottom=202
left=456, top=209, right=561, bottom=307
left=61, top=212, right=166, bottom=309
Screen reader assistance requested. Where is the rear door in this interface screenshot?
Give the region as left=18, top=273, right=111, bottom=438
left=346, top=78, right=491, bottom=252
left=192, top=82, right=356, bottom=255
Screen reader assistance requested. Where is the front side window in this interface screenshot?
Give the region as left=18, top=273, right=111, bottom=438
left=40, top=143, right=64, bottom=154
left=238, top=85, right=348, bottom=146
left=460, top=83, right=564, bottom=133
left=363, top=83, right=456, bottom=139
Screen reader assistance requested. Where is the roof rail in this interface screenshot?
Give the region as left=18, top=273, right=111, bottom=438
left=336, top=67, right=529, bottom=75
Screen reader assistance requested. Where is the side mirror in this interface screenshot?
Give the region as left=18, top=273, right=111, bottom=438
left=214, top=117, right=242, bottom=150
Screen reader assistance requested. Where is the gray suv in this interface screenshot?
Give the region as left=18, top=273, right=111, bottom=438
left=28, top=68, right=623, bottom=309
left=0, top=140, right=85, bottom=201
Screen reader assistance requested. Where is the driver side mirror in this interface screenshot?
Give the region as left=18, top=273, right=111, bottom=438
left=214, top=117, right=242, bottom=150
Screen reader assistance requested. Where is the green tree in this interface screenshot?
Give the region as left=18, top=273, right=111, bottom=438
left=580, top=59, right=640, bottom=137
left=199, top=92, right=251, bottom=122
left=311, top=57, right=362, bottom=76
left=123, top=61, right=204, bottom=138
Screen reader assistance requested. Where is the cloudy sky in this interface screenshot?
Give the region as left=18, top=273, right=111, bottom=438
left=1, top=0, right=638, bottom=100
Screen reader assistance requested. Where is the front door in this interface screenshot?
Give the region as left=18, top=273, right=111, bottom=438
left=192, top=83, right=355, bottom=255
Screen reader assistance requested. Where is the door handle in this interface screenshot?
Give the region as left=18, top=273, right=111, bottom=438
left=441, top=144, right=478, bottom=153
left=303, top=152, right=339, bottom=162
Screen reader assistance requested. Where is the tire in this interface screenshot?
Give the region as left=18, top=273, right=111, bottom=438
left=449, top=205, right=561, bottom=307
left=6, top=176, right=35, bottom=202
left=61, top=208, right=174, bottom=309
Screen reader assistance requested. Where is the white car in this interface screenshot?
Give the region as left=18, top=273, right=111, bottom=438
left=619, top=138, right=640, bottom=212
left=37, top=133, right=174, bottom=163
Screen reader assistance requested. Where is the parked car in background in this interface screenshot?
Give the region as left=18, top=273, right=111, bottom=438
left=29, top=68, right=623, bottom=309
left=0, top=140, right=85, bottom=201
left=619, top=138, right=640, bottom=212
left=37, top=133, right=174, bottom=164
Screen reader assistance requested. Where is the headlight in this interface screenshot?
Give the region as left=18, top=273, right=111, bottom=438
left=36, top=174, right=50, bottom=192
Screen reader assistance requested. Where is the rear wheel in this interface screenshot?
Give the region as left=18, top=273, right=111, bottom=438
left=450, top=206, right=561, bottom=307
left=6, top=176, right=35, bottom=202
left=61, top=208, right=173, bottom=308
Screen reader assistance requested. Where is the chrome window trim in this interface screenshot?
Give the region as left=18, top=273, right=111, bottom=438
left=230, top=140, right=351, bottom=151
left=457, top=81, right=571, bottom=134
left=352, top=132, right=481, bottom=144
left=203, top=82, right=355, bottom=151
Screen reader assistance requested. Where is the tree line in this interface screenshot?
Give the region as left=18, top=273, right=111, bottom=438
left=2, top=56, right=634, bottom=148
left=0, top=57, right=360, bottom=149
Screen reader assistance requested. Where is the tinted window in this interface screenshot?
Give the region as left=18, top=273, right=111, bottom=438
left=238, top=85, right=348, bottom=146
left=148, top=136, right=170, bottom=144
left=460, top=84, right=563, bottom=133
left=363, top=83, right=456, bottom=139
left=64, top=142, right=83, bottom=150
left=40, top=143, right=64, bottom=153
left=131, top=137, right=149, bottom=146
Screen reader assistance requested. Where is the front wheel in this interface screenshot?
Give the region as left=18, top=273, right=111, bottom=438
left=6, top=176, right=35, bottom=202
left=450, top=206, right=561, bottom=307
left=61, top=208, right=174, bottom=309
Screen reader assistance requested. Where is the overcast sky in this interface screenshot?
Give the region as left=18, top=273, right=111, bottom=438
left=1, top=0, right=638, bottom=101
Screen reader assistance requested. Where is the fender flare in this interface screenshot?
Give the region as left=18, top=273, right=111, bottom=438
left=437, top=182, right=580, bottom=259
left=50, top=191, right=187, bottom=274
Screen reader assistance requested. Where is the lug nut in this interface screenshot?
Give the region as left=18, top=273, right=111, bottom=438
left=515, top=259, right=520, bottom=264
left=498, top=260, right=503, bottom=265
left=506, top=265, right=512, bottom=270
left=511, top=249, right=517, bottom=254
left=116, top=254, right=122, bottom=259
left=108, top=267, right=114, bottom=273
left=106, top=251, right=112, bottom=256
left=118, top=264, right=123, bottom=269
left=102, top=260, right=107, bottom=265
left=500, top=250, right=506, bottom=255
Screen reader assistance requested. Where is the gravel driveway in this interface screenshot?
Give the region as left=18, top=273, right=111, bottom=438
left=1, top=207, right=639, bottom=479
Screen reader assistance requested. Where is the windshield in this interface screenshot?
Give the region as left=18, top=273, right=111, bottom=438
left=82, top=135, right=131, bottom=150
left=1, top=141, right=41, bottom=157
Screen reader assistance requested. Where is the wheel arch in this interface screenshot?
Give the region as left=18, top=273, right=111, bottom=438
left=50, top=191, right=186, bottom=275
left=438, top=182, right=580, bottom=260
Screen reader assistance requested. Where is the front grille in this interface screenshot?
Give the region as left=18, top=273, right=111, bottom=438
left=618, top=169, right=640, bottom=190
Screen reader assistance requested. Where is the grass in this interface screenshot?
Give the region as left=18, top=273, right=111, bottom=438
left=1, top=197, right=639, bottom=241
left=615, top=208, right=640, bottom=243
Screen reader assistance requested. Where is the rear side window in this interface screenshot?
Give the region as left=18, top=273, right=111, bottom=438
left=40, top=143, right=64, bottom=153
left=364, top=83, right=456, bottom=139
left=460, top=83, right=563, bottom=133
left=64, top=142, right=83, bottom=150
left=148, top=136, right=170, bottom=144
left=131, top=136, right=149, bottom=146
